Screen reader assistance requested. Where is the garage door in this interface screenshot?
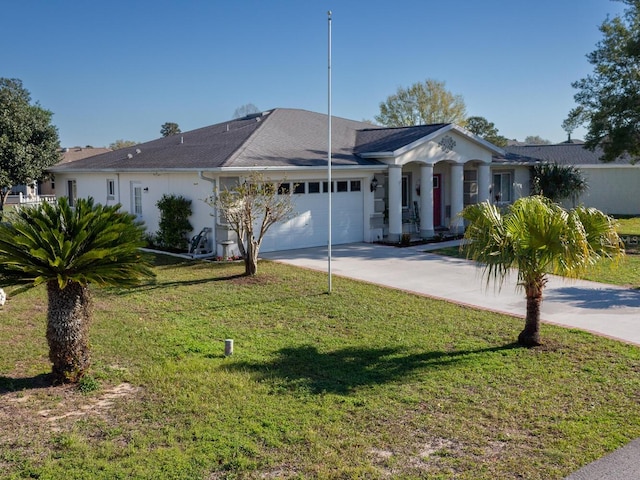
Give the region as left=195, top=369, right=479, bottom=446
left=260, top=179, right=364, bottom=252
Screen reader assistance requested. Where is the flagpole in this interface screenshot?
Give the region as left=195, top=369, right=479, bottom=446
left=327, top=10, right=333, bottom=294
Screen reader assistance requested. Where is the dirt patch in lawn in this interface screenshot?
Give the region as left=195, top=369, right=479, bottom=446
left=1, top=381, right=140, bottom=434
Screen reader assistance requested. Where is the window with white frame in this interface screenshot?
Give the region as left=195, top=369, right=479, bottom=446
left=107, top=179, right=115, bottom=199
left=67, top=179, right=77, bottom=207
left=492, top=171, right=512, bottom=203
left=464, top=170, right=478, bottom=206
left=131, top=182, right=142, bottom=216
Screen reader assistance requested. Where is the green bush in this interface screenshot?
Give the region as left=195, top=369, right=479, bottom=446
left=156, top=194, right=193, bottom=251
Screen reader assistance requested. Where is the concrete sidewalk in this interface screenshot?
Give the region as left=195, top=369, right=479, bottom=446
left=262, top=241, right=640, bottom=479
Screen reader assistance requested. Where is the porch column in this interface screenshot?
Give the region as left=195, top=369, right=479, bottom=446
left=478, top=162, right=491, bottom=203
left=450, top=163, right=464, bottom=234
left=388, top=165, right=402, bottom=242
left=420, top=163, right=434, bottom=238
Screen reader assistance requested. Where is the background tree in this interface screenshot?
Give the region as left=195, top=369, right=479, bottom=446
left=568, top=0, right=640, bottom=162
left=109, top=139, right=137, bottom=150
left=233, top=103, right=260, bottom=119
left=0, top=197, right=154, bottom=383
left=0, top=78, right=61, bottom=212
left=465, top=116, right=508, bottom=147
left=374, top=78, right=467, bottom=127
left=209, top=172, right=295, bottom=276
left=524, top=135, right=552, bottom=145
left=561, top=107, right=587, bottom=142
left=160, top=122, right=181, bottom=137
left=461, top=196, right=623, bottom=346
left=531, top=163, right=588, bottom=204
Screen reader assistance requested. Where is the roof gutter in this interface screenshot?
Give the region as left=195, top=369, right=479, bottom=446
left=48, top=165, right=389, bottom=174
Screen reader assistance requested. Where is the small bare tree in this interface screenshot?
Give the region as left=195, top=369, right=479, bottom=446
left=209, top=173, right=296, bottom=276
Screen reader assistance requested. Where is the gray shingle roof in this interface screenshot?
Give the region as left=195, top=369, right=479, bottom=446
left=227, top=109, right=383, bottom=168
left=51, top=114, right=268, bottom=171
left=354, top=124, right=449, bottom=154
left=51, top=109, right=385, bottom=173
left=499, top=144, right=635, bottom=166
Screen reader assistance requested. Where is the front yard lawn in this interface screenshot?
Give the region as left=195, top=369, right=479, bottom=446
left=1, top=256, right=639, bottom=479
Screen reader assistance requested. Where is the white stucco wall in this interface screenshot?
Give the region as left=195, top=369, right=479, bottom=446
left=395, top=131, right=494, bottom=166
left=565, top=165, right=640, bottom=215
left=54, top=168, right=380, bottom=254
left=53, top=171, right=217, bottom=243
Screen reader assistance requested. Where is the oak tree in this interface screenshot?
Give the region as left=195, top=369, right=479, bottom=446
left=0, top=78, right=61, bottom=211
left=568, top=0, right=640, bottom=162
left=465, top=116, right=508, bottom=147
left=375, top=79, right=467, bottom=127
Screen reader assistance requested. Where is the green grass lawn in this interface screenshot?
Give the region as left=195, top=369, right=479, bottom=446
left=1, top=256, right=639, bottom=479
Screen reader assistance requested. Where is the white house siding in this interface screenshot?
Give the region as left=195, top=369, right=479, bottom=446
left=54, top=169, right=375, bottom=255
left=54, top=171, right=217, bottom=249
left=568, top=165, right=640, bottom=215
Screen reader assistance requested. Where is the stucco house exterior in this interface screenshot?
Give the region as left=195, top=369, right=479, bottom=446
left=49, top=108, right=531, bottom=256
left=501, top=142, right=640, bottom=216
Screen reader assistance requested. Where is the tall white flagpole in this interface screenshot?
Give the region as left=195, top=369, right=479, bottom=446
left=327, top=10, right=333, bottom=294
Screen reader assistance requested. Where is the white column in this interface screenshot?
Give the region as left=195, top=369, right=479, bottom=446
left=450, top=163, right=464, bottom=234
left=420, top=164, right=434, bottom=238
left=478, top=163, right=491, bottom=203
left=388, top=165, right=402, bottom=242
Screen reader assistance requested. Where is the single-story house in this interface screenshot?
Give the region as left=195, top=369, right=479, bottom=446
left=49, top=108, right=537, bottom=255
left=40, top=146, right=111, bottom=196
left=500, top=142, right=640, bottom=216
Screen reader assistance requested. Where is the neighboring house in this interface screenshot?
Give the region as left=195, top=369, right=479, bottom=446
left=501, top=142, right=640, bottom=215
left=49, top=108, right=521, bottom=255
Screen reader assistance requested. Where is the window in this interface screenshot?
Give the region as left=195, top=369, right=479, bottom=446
left=107, top=179, right=115, bottom=198
left=131, top=182, right=142, bottom=216
left=464, top=170, right=478, bottom=206
left=308, top=182, right=321, bottom=193
left=401, top=175, right=410, bottom=208
left=493, top=172, right=512, bottom=203
left=323, top=181, right=334, bottom=193
left=67, top=180, right=77, bottom=207
left=293, top=182, right=305, bottom=194
left=350, top=180, right=361, bottom=192
left=278, top=182, right=290, bottom=195
left=336, top=181, right=348, bottom=192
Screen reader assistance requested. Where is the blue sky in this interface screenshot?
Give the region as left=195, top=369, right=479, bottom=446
left=2, top=1, right=626, bottom=148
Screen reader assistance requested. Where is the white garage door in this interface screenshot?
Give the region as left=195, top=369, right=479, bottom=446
left=260, top=179, right=364, bottom=252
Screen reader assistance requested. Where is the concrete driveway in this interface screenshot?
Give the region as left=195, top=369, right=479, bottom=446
left=263, top=241, right=640, bottom=346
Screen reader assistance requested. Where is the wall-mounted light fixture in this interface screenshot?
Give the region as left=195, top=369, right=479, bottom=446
left=143, top=187, right=149, bottom=192
left=370, top=176, right=379, bottom=192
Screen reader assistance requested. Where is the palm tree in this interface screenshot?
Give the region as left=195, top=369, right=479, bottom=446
left=0, top=197, right=154, bottom=383
left=461, top=196, right=623, bottom=346
left=531, top=163, right=588, bottom=205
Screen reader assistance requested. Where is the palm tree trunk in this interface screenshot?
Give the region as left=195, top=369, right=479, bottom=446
left=518, top=280, right=544, bottom=347
left=46, top=280, right=92, bottom=383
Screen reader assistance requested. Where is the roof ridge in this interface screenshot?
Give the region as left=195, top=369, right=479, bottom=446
left=221, top=108, right=276, bottom=166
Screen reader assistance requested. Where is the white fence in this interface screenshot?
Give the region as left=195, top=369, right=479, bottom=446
left=5, top=193, right=56, bottom=206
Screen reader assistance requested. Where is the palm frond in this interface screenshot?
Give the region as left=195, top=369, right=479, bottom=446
left=0, top=197, right=155, bottom=290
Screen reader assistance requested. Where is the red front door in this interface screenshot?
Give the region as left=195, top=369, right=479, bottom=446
left=433, top=174, right=442, bottom=227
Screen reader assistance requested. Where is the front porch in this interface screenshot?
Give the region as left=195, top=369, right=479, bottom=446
left=370, top=161, right=491, bottom=243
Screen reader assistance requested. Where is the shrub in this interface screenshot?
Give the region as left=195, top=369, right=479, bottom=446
left=156, top=194, right=193, bottom=251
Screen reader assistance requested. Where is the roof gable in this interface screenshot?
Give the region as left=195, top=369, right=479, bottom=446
left=356, top=124, right=504, bottom=159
